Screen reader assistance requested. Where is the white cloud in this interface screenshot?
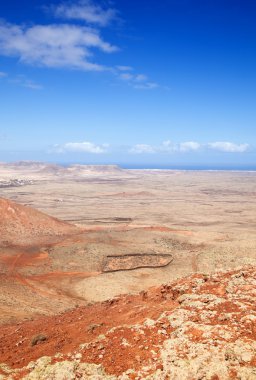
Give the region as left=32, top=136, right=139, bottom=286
left=130, top=141, right=186, bottom=154
left=208, top=141, right=249, bottom=153
left=54, top=141, right=109, bottom=154
left=54, top=1, right=117, bottom=26
left=0, top=71, right=41, bottom=90
left=129, top=140, right=250, bottom=154
left=52, top=140, right=251, bottom=155
left=119, top=73, right=134, bottom=81
left=161, top=140, right=201, bottom=153
left=0, top=22, right=117, bottom=71
left=0, top=3, right=159, bottom=90
left=116, top=64, right=157, bottom=89
left=133, top=82, right=159, bottom=90
left=10, top=75, right=42, bottom=90
left=162, top=140, right=173, bottom=147
left=23, top=80, right=43, bottom=90
left=160, top=140, right=176, bottom=152
left=129, top=144, right=155, bottom=154
left=135, top=74, right=148, bottom=82
left=179, top=141, right=201, bottom=152
left=116, top=65, right=133, bottom=71
left=117, top=70, right=157, bottom=89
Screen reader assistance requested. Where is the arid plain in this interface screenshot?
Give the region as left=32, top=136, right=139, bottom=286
left=0, top=162, right=256, bottom=325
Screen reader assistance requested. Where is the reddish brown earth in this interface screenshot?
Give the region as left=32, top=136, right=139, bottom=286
left=0, top=198, right=188, bottom=326
left=0, top=267, right=256, bottom=379
left=1, top=195, right=256, bottom=378
left=0, top=198, right=87, bottom=324
left=0, top=198, right=79, bottom=246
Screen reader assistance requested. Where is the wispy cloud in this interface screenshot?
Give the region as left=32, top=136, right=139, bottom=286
left=179, top=141, right=201, bottom=152
left=129, top=144, right=156, bottom=154
left=116, top=65, right=158, bottom=90
left=130, top=141, right=200, bottom=154
left=9, top=75, right=43, bottom=90
left=133, top=82, right=159, bottom=90
left=119, top=72, right=134, bottom=81
left=129, top=141, right=250, bottom=154
left=0, top=71, right=41, bottom=90
left=116, top=65, right=133, bottom=72
left=160, top=140, right=176, bottom=152
left=208, top=141, right=250, bottom=153
left=160, top=140, right=201, bottom=153
left=0, top=21, right=117, bottom=71
left=135, top=74, right=148, bottom=82
left=52, top=140, right=251, bottom=155
left=0, top=2, right=159, bottom=89
left=23, top=81, right=43, bottom=90
left=53, top=141, right=109, bottom=154
left=54, top=0, right=117, bottom=27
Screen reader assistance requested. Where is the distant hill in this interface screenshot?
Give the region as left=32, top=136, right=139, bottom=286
left=0, top=162, right=126, bottom=179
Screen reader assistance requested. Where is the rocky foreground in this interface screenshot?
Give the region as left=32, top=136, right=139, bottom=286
left=0, top=266, right=256, bottom=379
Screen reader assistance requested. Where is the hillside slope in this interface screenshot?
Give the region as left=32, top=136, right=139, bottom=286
left=0, top=198, right=79, bottom=246
left=0, top=266, right=255, bottom=379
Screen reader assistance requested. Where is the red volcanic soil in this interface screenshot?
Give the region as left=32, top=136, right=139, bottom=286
left=0, top=198, right=79, bottom=246
left=1, top=267, right=256, bottom=379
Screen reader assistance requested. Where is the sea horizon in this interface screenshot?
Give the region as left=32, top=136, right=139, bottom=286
left=59, top=162, right=256, bottom=171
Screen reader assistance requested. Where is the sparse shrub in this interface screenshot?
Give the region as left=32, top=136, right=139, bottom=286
left=31, top=333, right=47, bottom=346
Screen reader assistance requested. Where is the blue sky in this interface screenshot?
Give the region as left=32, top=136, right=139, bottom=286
left=0, top=0, right=256, bottom=166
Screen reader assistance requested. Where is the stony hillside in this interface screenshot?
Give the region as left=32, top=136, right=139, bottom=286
left=0, top=266, right=255, bottom=379
left=0, top=198, right=79, bottom=246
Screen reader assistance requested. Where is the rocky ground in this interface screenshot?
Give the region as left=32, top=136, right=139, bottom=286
left=0, top=164, right=256, bottom=379
left=0, top=266, right=256, bottom=379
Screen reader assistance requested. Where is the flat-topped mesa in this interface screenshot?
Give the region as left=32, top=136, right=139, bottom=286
left=0, top=161, right=126, bottom=179
left=1, top=161, right=123, bottom=170
left=0, top=197, right=79, bottom=246
left=0, top=161, right=66, bottom=178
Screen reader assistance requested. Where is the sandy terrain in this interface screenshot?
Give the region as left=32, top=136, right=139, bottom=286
left=0, top=162, right=256, bottom=378
left=0, top=162, right=256, bottom=325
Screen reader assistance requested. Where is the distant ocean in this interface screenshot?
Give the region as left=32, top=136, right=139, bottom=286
left=61, top=163, right=256, bottom=171
left=120, top=164, right=256, bottom=171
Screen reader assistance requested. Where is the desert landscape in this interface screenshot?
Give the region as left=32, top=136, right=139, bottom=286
left=1, top=0, right=255, bottom=377
left=0, top=162, right=256, bottom=379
